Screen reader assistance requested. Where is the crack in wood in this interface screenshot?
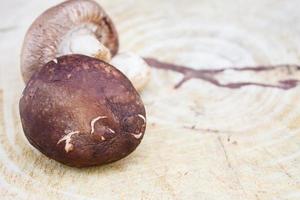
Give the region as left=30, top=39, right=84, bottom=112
left=263, top=148, right=296, bottom=182
left=217, top=135, right=232, bottom=168
left=144, top=58, right=300, bottom=90
left=216, top=134, right=248, bottom=198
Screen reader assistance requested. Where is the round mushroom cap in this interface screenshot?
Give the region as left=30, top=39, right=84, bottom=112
left=21, top=0, right=119, bottom=83
left=19, top=55, right=146, bottom=167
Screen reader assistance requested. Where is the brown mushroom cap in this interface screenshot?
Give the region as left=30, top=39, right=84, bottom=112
left=21, top=0, right=119, bottom=83
left=19, top=55, right=146, bottom=167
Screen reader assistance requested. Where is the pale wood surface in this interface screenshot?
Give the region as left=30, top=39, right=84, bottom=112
left=0, top=0, right=300, bottom=199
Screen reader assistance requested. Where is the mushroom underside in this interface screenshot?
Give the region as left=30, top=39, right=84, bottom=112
left=21, top=0, right=119, bottom=83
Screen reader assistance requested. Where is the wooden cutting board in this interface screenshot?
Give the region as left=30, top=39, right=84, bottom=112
left=0, top=0, right=299, bottom=199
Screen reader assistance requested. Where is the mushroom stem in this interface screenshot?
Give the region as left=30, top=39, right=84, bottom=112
left=110, top=52, right=152, bottom=91
left=57, top=26, right=111, bottom=62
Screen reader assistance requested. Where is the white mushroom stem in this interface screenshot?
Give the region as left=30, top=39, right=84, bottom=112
left=57, top=26, right=111, bottom=62
left=110, top=52, right=152, bottom=91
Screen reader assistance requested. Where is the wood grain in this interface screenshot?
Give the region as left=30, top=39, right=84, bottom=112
left=0, top=0, right=300, bottom=199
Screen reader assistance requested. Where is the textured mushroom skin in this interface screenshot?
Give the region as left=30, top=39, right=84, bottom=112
left=19, top=55, right=146, bottom=167
left=21, top=0, right=119, bottom=83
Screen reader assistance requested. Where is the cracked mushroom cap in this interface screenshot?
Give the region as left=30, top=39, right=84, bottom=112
left=21, top=0, right=119, bottom=83
left=19, top=55, right=146, bottom=167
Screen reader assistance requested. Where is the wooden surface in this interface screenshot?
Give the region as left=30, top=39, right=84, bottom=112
left=1, top=0, right=300, bottom=199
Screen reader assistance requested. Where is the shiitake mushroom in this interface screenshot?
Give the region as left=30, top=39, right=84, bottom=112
left=20, top=55, right=146, bottom=167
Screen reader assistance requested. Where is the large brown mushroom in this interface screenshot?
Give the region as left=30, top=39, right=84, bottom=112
left=21, top=0, right=119, bottom=83
left=19, top=0, right=148, bottom=167
left=21, top=0, right=151, bottom=91
left=20, top=55, right=146, bottom=167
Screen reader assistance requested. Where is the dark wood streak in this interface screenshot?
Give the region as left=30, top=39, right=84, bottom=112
left=144, top=58, right=300, bottom=90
